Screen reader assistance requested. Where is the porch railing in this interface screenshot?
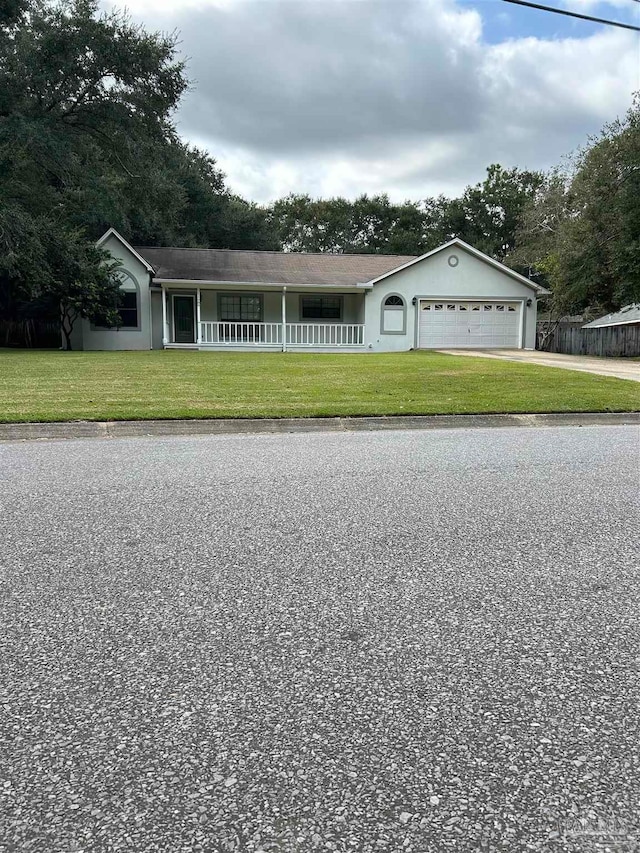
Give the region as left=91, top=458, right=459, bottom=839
left=199, top=322, right=365, bottom=347
left=286, top=323, right=365, bottom=346
left=200, top=322, right=283, bottom=345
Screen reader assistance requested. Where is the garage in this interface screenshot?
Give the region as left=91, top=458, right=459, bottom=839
left=418, top=300, right=522, bottom=349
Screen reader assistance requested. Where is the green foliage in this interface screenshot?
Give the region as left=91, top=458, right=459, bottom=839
left=269, top=193, right=436, bottom=255
left=268, top=166, right=543, bottom=258
left=451, top=165, right=544, bottom=260
left=512, top=98, right=640, bottom=315
left=0, top=0, right=277, bottom=347
left=0, top=212, right=122, bottom=349
left=37, top=229, right=123, bottom=351
left=2, top=0, right=636, bottom=341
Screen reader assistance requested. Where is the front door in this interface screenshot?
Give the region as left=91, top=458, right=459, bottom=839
left=173, top=295, right=195, bottom=344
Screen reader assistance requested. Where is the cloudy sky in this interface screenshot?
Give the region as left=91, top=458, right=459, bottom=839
left=104, top=0, right=638, bottom=203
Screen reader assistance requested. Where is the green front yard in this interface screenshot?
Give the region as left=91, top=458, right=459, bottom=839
left=0, top=349, right=638, bottom=423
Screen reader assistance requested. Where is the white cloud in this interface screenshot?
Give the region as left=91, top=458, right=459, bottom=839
left=103, top=0, right=639, bottom=203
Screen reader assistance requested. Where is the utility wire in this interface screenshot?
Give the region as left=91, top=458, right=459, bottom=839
left=502, top=0, right=640, bottom=31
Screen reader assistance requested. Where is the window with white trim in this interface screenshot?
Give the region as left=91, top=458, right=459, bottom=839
left=381, top=294, right=406, bottom=334
left=301, top=295, right=342, bottom=320
left=219, top=294, right=262, bottom=322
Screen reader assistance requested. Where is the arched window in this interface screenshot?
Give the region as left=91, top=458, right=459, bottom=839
left=385, top=295, right=404, bottom=307
left=116, top=271, right=140, bottom=329
left=381, top=293, right=406, bottom=335
left=91, top=270, right=140, bottom=330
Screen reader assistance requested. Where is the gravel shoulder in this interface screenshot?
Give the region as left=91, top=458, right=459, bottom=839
left=1, top=426, right=639, bottom=852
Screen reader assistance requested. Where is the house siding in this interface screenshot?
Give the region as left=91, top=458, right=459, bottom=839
left=78, top=233, right=153, bottom=351
left=364, top=246, right=538, bottom=351
left=150, top=291, right=163, bottom=349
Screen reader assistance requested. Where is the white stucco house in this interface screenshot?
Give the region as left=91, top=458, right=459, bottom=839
left=70, top=228, right=549, bottom=352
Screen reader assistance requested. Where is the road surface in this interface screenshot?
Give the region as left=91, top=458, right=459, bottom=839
left=1, top=426, right=639, bottom=852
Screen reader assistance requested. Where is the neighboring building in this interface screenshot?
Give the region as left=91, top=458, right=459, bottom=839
left=582, top=304, right=640, bottom=330
left=536, top=304, right=640, bottom=358
left=69, top=229, right=549, bottom=352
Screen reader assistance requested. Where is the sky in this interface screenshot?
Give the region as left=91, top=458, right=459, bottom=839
left=102, top=0, right=639, bottom=204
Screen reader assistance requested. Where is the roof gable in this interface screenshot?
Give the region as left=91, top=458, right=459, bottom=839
left=366, top=238, right=550, bottom=295
left=96, top=228, right=155, bottom=274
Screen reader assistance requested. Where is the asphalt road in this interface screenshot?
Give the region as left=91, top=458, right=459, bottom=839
left=1, top=426, right=639, bottom=853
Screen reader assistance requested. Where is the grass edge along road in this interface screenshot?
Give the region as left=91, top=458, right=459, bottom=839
left=0, top=349, right=638, bottom=423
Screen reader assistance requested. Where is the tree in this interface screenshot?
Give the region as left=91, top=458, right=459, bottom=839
left=0, top=0, right=279, bottom=345
left=269, top=193, right=438, bottom=255
left=0, top=213, right=123, bottom=349
left=512, top=97, right=640, bottom=315
left=0, top=0, right=187, bottom=343
left=42, top=229, right=123, bottom=351
left=269, top=168, right=543, bottom=259
left=269, top=194, right=352, bottom=253
left=508, top=171, right=573, bottom=301
left=433, top=165, right=544, bottom=261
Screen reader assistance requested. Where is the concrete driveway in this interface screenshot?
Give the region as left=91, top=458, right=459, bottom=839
left=440, top=348, right=640, bottom=382
left=2, top=426, right=639, bottom=852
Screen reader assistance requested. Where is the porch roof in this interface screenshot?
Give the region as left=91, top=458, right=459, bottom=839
left=135, top=246, right=415, bottom=287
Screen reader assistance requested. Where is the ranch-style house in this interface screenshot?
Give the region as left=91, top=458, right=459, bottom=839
left=69, top=229, right=549, bottom=352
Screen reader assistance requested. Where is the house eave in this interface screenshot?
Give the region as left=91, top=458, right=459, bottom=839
left=153, top=278, right=373, bottom=291
left=96, top=228, right=155, bottom=274
left=365, top=237, right=551, bottom=295
left=582, top=319, right=640, bottom=329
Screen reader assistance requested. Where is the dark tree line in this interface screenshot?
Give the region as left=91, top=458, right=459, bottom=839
left=0, top=0, right=276, bottom=346
left=267, top=164, right=544, bottom=262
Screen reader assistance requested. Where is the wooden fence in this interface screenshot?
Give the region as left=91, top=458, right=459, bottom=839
left=537, top=323, right=640, bottom=358
left=0, top=319, right=61, bottom=349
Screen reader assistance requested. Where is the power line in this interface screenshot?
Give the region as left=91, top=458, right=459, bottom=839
left=502, top=0, right=640, bottom=31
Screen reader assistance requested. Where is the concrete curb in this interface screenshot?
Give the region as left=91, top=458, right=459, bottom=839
left=0, top=412, right=638, bottom=442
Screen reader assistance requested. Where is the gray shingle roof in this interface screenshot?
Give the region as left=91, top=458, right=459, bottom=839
left=134, top=247, right=416, bottom=287
left=582, top=304, right=640, bottom=328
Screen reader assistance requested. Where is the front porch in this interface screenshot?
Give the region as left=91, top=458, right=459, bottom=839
left=160, top=284, right=367, bottom=350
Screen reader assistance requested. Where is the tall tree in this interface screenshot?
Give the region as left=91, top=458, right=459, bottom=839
left=0, top=0, right=188, bottom=343
left=437, top=165, right=544, bottom=260
left=512, top=98, right=640, bottom=315
left=0, top=0, right=278, bottom=346
left=269, top=194, right=438, bottom=255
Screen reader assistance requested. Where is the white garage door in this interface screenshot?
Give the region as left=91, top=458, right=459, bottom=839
left=418, top=301, right=521, bottom=349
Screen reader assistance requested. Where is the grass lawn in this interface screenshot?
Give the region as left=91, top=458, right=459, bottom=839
left=0, top=349, right=638, bottom=422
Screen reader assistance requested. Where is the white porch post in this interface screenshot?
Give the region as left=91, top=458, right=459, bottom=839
left=161, top=285, right=168, bottom=346
left=196, top=287, right=202, bottom=346
left=282, top=286, right=287, bottom=352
